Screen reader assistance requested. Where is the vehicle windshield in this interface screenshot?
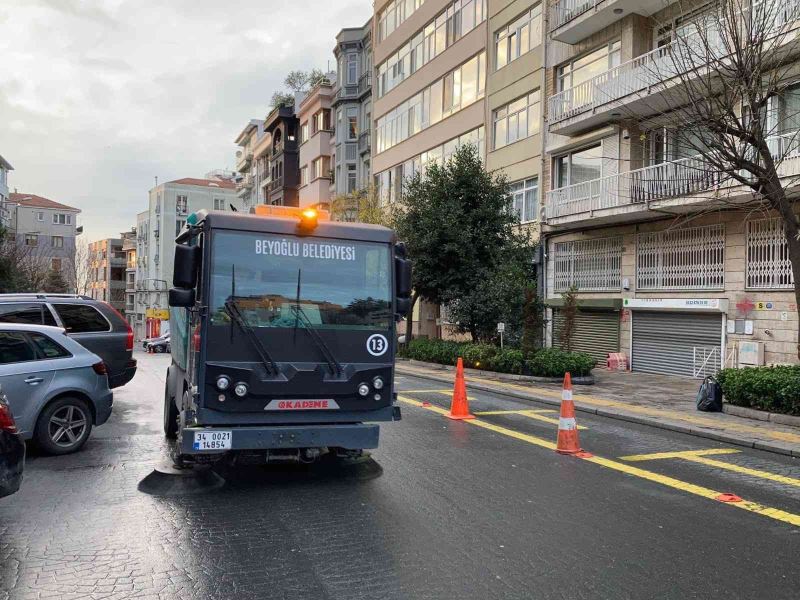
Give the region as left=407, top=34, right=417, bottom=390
left=209, top=231, right=392, bottom=330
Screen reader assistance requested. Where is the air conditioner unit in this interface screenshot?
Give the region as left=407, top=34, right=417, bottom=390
left=738, top=341, right=765, bottom=367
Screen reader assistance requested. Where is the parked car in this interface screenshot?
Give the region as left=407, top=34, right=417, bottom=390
left=0, top=385, right=24, bottom=497
left=142, top=332, right=169, bottom=351
left=0, top=324, right=113, bottom=455
left=146, top=334, right=170, bottom=353
left=0, top=294, right=136, bottom=388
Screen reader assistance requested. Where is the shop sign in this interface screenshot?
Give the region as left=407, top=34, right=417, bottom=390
left=622, top=298, right=726, bottom=311
left=146, top=308, right=170, bottom=320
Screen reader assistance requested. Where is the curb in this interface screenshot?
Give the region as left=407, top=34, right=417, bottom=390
left=396, top=366, right=800, bottom=458
left=404, top=359, right=595, bottom=385
left=722, top=404, right=800, bottom=428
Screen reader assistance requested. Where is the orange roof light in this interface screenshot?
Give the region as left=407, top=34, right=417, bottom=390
left=299, top=208, right=318, bottom=230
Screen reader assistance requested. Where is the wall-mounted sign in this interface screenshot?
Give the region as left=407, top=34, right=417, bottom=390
left=145, top=308, right=170, bottom=320
left=754, top=301, right=774, bottom=310
left=623, top=298, right=727, bottom=312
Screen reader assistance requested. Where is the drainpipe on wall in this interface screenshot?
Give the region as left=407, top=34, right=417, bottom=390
left=538, top=3, right=551, bottom=349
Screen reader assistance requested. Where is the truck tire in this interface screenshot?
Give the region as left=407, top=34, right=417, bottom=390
left=163, top=383, right=178, bottom=439
left=35, top=397, right=93, bottom=455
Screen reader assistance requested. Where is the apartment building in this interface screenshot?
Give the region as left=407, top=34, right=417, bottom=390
left=7, top=193, right=81, bottom=276
left=372, top=0, right=545, bottom=335
left=0, top=155, right=12, bottom=228
left=541, top=0, right=800, bottom=374
left=134, top=177, right=241, bottom=339
left=333, top=22, right=373, bottom=196
left=123, top=231, right=137, bottom=323
left=263, top=105, right=301, bottom=206
left=298, top=77, right=335, bottom=208
left=88, top=231, right=135, bottom=313
left=234, top=119, right=266, bottom=210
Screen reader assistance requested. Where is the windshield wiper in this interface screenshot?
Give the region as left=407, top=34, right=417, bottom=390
left=224, top=299, right=279, bottom=377
left=292, top=268, right=343, bottom=377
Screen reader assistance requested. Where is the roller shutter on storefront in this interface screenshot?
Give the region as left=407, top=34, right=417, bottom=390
left=553, top=309, right=620, bottom=364
left=631, top=311, right=722, bottom=377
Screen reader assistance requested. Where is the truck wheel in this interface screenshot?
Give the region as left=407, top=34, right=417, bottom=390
left=35, top=397, right=93, bottom=455
left=163, top=383, right=178, bottom=439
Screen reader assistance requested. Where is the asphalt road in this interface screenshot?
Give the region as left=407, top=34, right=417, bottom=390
left=1, top=351, right=799, bottom=600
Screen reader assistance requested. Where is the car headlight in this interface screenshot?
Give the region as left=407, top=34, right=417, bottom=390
left=216, top=376, right=231, bottom=391
left=358, top=383, right=370, bottom=397
left=234, top=383, right=248, bottom=397
left=373, top=376, right=384, bottom=390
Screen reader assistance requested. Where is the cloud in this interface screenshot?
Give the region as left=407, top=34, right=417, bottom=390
left=0, top=0, right=371, bottom=239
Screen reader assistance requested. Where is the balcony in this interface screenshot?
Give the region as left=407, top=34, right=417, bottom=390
left=546, top=137, right=800, bottom=228
left=358, top=72, right=372, bottom=96
left=236, top=174, right=254, bottom=195
left=236, top=149, right=253, bottom=172
left=336, top=84, right=359, bottom=101
left=269, top=176, right=284, bottom=192
left=551, top=0, right=667, bottom=44
left=358, top=130, right=370, bottom=155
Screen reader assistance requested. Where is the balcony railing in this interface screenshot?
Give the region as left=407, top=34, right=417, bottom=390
left=269, top=176, right=284, bottom=192
left=551, top=0, right=596, bottom=30
left=358, top=130, right=370, bottom=154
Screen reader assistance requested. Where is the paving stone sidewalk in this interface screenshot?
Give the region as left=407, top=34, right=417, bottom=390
left=396, top=360, right=800, bottom=458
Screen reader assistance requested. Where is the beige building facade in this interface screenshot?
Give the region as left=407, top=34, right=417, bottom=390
left=541, top=0, right=800, bottom=374
left=298, top=79, right=335, bottom=208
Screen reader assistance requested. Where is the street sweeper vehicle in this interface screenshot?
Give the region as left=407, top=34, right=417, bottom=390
left=162, top=206, right=412, bottom=466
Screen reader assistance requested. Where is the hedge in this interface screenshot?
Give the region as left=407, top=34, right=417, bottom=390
left=399, top=338, right=594, bottom=377
left=716, top=366, right=800, bottom=416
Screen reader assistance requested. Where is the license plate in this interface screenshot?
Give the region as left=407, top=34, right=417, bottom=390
left=193, top=430, right=232, bottom=450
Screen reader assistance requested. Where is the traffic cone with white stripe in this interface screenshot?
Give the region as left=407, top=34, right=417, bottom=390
left=555, top=372, right=582, bottom=455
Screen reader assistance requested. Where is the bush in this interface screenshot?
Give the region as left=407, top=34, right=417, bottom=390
left=717, top=366, right=800, bottom=416
left=462, top=344, right=498, bottom=369
left=486, top=349, right=526, bottom=374
left=526, top=348, right=595, bottom=378
left=399, top=338, right=464, bottom=366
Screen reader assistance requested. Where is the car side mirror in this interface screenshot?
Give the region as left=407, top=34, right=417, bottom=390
left=169, top=287, right=195, bottom=308
left=173, top=244, right=200, bottom=288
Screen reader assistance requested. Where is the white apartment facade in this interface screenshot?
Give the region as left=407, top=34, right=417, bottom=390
left=134, top=177, right=241, bottom=339
left=541, top=0, right=800, bottom=374
left=0, top=155, right=12, bottom=228
left=234, top=120, right=266, bottom=210
left=298, top=77, right=335, bottom=208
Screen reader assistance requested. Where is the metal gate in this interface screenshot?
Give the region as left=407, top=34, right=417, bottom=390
left=553, top=309, right=620, bottom=364
left=631, top=311, right=722, bottom=377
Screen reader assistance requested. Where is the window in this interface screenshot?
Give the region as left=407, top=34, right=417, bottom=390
left=377, top=0, right=427, bottom=42
left=0, top=332, right=35, bottom=364
left=312, top=159, right=322, bottom=180
left=347, top=165, right=357, bottom=193
left=552, top=237, right=622, bottom=292
left=51, top=235, right=64, bottom=248
left=376, top=52, right=486, bottom=154
left=29, top=332, right=71, bottom=359
left=0, top=303, right=57, bottom=326
left=510, top=178, right=539, bottom=223
left=176, top=195, right=188, bottom=215
left=175, top=219, right=187, bottom=237
left=747, top=218, right=794, bottom=289
left=51, top=258, right=62, bottom=271
left=347, top=53, right=358, bottom=84
left=495, top=5, right=542, bottom=70
left=53, top=304, right=110, bottom=333
left=300, top=121, right=309, bottom=143
left=301, top=166, right=309, bottom=186
left=313, top=109, right=330, bottom=133
left=36, top=211, right=44, bottom=222
left=24, top=234, right=38, bottom=247
left=214, top=198, right=225, bottom=210
left=493, top=90, right=541, bottom=149
left=53, top=213, right=72, bottom=225
left=556, top=41, right=621, bottom=106
left=376, top=0, right=486, bottom=97
left=637, top=225, right=725, bottom=290
left=555, top=145, right=602, bottom=188
left=347, top=107, right=359, bottom=140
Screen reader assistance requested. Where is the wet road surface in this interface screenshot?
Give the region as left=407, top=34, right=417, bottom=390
left=1, top=352, right=798, bottom=599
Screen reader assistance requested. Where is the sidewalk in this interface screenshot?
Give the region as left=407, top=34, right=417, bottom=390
left=396, top=360, right=800, bottom=458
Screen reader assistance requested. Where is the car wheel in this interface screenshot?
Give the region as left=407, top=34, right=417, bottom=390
left=163, top=383, right=178, bottom=439
left=154, top=345, right=164, bottom=353
left=35, top=397, right=93, bottom=455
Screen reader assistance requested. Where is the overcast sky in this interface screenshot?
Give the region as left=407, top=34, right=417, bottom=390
left=0, top=0, right=371, bottom=241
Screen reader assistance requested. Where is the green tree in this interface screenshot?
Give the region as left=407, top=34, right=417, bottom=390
left=269, top=91, right=295, bottom=109
left=559, top=286, right=579, bottom=352
left=520, top=285, right=544, bottom=356
left=330, top=186, right=393, bottom=226
left=394, top=143, right=531, bottom=343
left=43, top=268, right=68, bottom=293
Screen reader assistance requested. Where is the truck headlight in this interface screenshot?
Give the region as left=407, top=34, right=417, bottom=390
left=216, top=376, right=231, bottom=391
left=234, top=382, right=248, bottom=397
left=373, top=376, right=384, bottom=390
left=358, top=383, right=370, bottom=397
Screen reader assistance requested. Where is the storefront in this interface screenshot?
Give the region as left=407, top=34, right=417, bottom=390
left=548, top=299, right=622, bottom=363
left=625, top=298, right=727, bottom=377
left=145, top=308, right=170, bottom=339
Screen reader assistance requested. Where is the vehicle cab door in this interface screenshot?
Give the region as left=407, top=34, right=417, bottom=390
left=0, top=331, right=57, bottom=436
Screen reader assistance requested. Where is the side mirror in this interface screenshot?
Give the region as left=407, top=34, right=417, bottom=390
left=173, top=244, right=200, bottom=288
left=396, top=296, right=411, bottom=317
left=169, top=287, right=195, bottom=308
left=395, top=257, right=412, bottom=299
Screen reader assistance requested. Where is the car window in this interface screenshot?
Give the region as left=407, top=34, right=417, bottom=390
left=53, top=304, right=110, bottom=333
left=0, top=332, right=36, bottom=364
left=0, top=303, right=57, bottom=326
left=28, top=332, right=71, bottom=359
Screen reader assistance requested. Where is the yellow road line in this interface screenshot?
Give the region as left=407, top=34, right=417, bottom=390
left=400, top=389, right=452, bottom=394
left=474, top=409, right=556, bottom=415
left=398, top=365, right=800, bottom=445
left=397, top=396, right=800, bottom=528
left=621, top=449, right=741, bottom=461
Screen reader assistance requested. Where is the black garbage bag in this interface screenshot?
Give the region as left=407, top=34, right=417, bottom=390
left=696, top=376, right=723, bottom=412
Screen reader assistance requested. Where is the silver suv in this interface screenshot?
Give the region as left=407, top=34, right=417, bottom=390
left=0, top=294, right=136, bottom=388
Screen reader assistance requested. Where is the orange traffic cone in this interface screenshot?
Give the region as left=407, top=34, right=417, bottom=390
left=448, top=357, right=475, bottom=420
left=555, top=372, right=582, bottom=454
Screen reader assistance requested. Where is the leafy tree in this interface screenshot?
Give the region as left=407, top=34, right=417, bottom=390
left=330, top=186, right=394, bottom=226
left=520, top=285, right=544, bottom=356
left=269, top=91, right=295, bottom=109
left=394, top=143, right=531, bottom=342
left=284, top=70, right=310, bottom=92
left=558, top=286, right=579, bottom=353
left=43, top=268, right=68, bottom=293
